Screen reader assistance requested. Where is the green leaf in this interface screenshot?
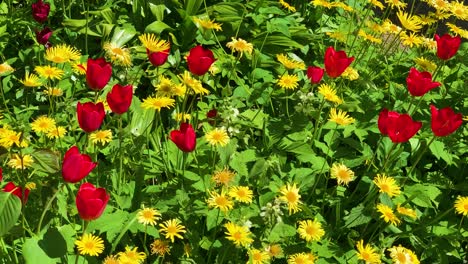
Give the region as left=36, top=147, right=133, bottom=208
left=145, top=21, right=174, bottom=34
left=404, top=184, right=442, bottom=208
left=130, top=98, right=155, bottom=136
left=429, top=140, right=453, bottom=165
left=344, top=204, right=372, bottom=228
left=31, top=149, right=60, bottom=174
left=0, top=191, right=21, bottom=237
left=268, top=222, right=296, bottom=242
left=111, top=27, right=136, bottom=47
left=229, top=149, right=257, bottom=176
left=22, top=237, right=58, bottom=264
left=206, top=209, right=224, bottom=231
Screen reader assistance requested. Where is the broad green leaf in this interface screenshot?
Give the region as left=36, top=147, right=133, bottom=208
left=0, top=192, right=21, bottom=237
left=268, top=222, right=296, bottom=242
left=145, top=21, right=174, bottom=34
left=429, top=140, right=453, bottom=165
left=404, top=184, right=442, bottom=208
left=31, top=149, right=60, bottom=174
left=184, top=0, right=203, bottom=16
left=206, top=209, right=224, bottom=231
left=111, top=27, right=136, bottom=47
left=22, top=237, right=59, bottom=264
left=130, top=98, right=155, bottom=136
left=344, top=204, right=372, bottom=228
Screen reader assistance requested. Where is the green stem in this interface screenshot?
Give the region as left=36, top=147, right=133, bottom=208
left=382, top=142, right=397, bottom=172
left=111, top=215, right=138, bottom=252
left=37, top=184, right=64, bottom=234
left=403, top=136, right=436, bottom=185
left=118, top=115, right=123, bottom=191
left=311, top=98, right=326, bottom=145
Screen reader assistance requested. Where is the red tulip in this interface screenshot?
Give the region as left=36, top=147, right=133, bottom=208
left=324, top=46, right=354, bottom=78
left=86, top=58, right=112, bottom=90
left=0, top=167, right=2, bottom=182
left=307, top=66, right=325, bottom=84
left=170, top=123, right=196, bottom=152
left=434, top=34, right=461, bottom=60
left=147, top=48, right=169, bottom=66
left=206, top=109, right=218, bottom=119
left=106, top=84, right=133, bottom=114
left=35, top=27, right=52, bottom=46
left=31, top=0, right=50, bottom=23
left=378, top=109, right=422, bottom=143
left=62, top=146, right=97, bottom=183
left=406, top=67, right=441, bottom=96
left=75, top=183, right=109, bottom=221
left=187, top=45, right=215, bottom=76
left=3, top=182, right=30, bottom=204
left=431, top=105, right=463, bottom=137
left=77, top=102, right=106, bottom=133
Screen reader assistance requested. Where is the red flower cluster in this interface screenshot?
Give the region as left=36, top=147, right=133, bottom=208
left=431, top=105, right=463, bottom=137
left=378, top=109, right=422, bottom=143
left=307, top=66, right=324, bottom=84
left=77, top=102, right=106, bottom=133
left=31, top=0, right=50, bottom=23
left=62, top=146, right=97, bottom=183
left=434, top=34, right=461, bottom=60
left=324, top=46, right=354, bottom=78
left=406, top=67, right=441, bottom=96
left=187, top=45, right=216, bottom=75
left=86, top=58, right=112, bottom=90
left=35, top=27, right=52, bottom=47
left=75, top=183, right=109, bottom=220
left=170, top=123, right=197, bottom=152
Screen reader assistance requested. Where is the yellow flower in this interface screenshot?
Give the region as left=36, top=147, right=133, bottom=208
left=139, top=33, right=170, bottom=53
left=446, top=23, right=468, bottom=39
left=25, top=182, right=36, bottom=190
left=421, top=37, right=437, bottom=51
left=429, top=0, right=450, bottom=12
left=137, top=206, right=161, bottom=226
left=72, top=62, right=87, bottom=75
left=454, top=196, right=468, bottom=216
left=276, top=54, right=306, bottom=70
left=279, top=183, right=302, bottom=215
left=89, top=130, right=113, bottom=145
left=333, top=2, right=353, bottom=11
left=376, top=203, right=400, bottom=225
left=287, top=252, right=316, bottom=264
left=117, top=246, right=146, bottom=263
left=448, top=1, right=468, bottom=20
left=20, top=72, right=42, bottom=87
left=150, top=239, right=171, bottom=256
left=400, top=32, right=423, bottom=48
left=226, top=37, right=254, bottom=56
left=266, top=244, right=283, bottom=258
left=318, top=84, right=342, bottom=104
left=43, top=87, right=63, bottom=97
left=249, top=248, right=271, bottom=264
left=212, top=167, right=236, bottom=186
left=8, top=154, right=34, bottom=170
left=297, top=219, right=325, bottom=242
left=417, top=14, right=437, bottom=25
left=0, top=129, right=22, bottom=148
left=205, top=127, right=230, bottom=147
left=174, top=112, right=191, bottom=122
left=279, top=0, right=296, bottom=12
left=368, top=0, right=384, bottom=10
left=224, top=222, right=253, bottom=247
left=384, top=0, right=407, bottom=9
left=330, top=163, right=355, bottom=186
left=358, top=30, right=382, bottom=44
left=228, top=186, right=253, bottom=204
left=75, top=233, right=104, bottom=257
left=326, top=31, right=347, bottom=42
left=45, top=44, right=81, bottom=63
left=180, top=71, right=209, bottom=95
left=414, top=57, right=437, bottom=73
left=388, top=245, right=419, bottom=264
left=277, top=74, right=299, bottom=90
left=397, top=11, right=422, bottom=32
left=356, top=239, right=381, bottom=264
left=207, top=189, right=234, bottom=212
left=373, top=174, right=401, bottom=197
left=155, top=76, right=176, bottom=97
left=311, top=0, right=334, bottom=9
left=329, top=108, right=355, bottom=126
left=102, top=255, right=119, bottom=264
left=396, top=205, right=417, bottom=219
left=159, top=219, right=186, bottom=243
left=342, top=66, right=359, bottom=80
left=46, top=126, right=67, bottom=139
left=35, top=65, right=64, bottom=80
left=141, top=96, right=175, bottom=111
left=193, top=17, right=223, bottom=31
left=103, top=42, right=132, bottom=67
left=0, top=62, right=14, bottom=75
left=31, top=116, right=56, bottom=133
left=382, top=20, right=402, bottom=35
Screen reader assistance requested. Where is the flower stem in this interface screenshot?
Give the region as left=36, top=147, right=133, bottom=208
left=403, top=135, right=436, bottom=185
left=37, top=184, right=64, bottom=234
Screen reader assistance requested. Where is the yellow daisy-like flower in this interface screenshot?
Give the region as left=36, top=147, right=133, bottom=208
left=31, top=116, right=56, bottom=133
left=429, top=0, right=450, bottom=12
left=356, top=239, right=382, bottom=264
left=358, top=30, right=382, bottom=44
left=75, top=233, right=104, bottom=257
left=205, top=127, right=230, bottom=147
left=43, top=87, right=63, bottom=97
left=414, top=57, right=437, bottom=72
left=224, top=222, right=253, bottom=247
left=89, top=130, right=113, bottom=145
left=382, top=20, right=402, bottom=35
left=396, top=205, right=417, bottom=219
left=46, top=126, right=66, bottom=139
left=228, top=186, right=253, bottom=204
left=330, top=163, right=355, bottom=186
left=279, top=0, right=296, bottom=12
left=139, top=33, right=170, bottom=53
left=0, top=129, right=22, bottom=148
left=368, top=0, right=384, bottom=10
left=417, top=14, right=437, bottom=25
left=266, top=244, right=283, bottom=258
left=311, top=0, right=334, bottom=9
left=0, top=62, right=14, bottom=75
left=25, top=182, right=36, bottom=190
left=279, top=183, right=302, bottom=214
left=180, top=71, right=209, bottom=95
left=159, top=219, right=186, bottom=243
left=446, top=22, right=468, bottom=39
left=384, top=0, right=407, bottom=9
left=277, top=73, right=299, bottom=90
left=155, top=76, right=176, bottom=97
left=376, top=203, right=401, bottom=226
left=397, top=11, right=422, bottom=32
left=193, top=17, right=223, bottom=31
left=71, top=62, right=87, bottom=75
left=137, top=206, right=161, bottom=226
left=329, top=108, right=355, bottom=126
left=388, top=245, right=419, bottom=264
left=8, top=154, right=34, bottom=170
left=287, top=252, right=316, bottom=264
left=35, top=65, right=64, bottom=80
left=297, top=219, right=325, bottom=242
left=207, top=189, right=234, bottom=212
left=249, top=248, right=271, bottom=264
left=212, top=167, right=236, bottom=186
left=400, top=32, right=423, bottom=48
left=342, top=66, right=359, bottom=80
left=326, top=31, right=347, bottom=42
left=333, top=2, right=353, bottom=11
left=318, top=84, right=342, bottom=104
left=141, top=96, right=175, bottom=111
left=103, top=42, right=132, bottom=67
left=421, top=37, right=437, bottom=51
left=174, top=112, right=191, bottom=122
left=117, top=246, right=146, bottom=263
left=20, top=72, right=42, bottom=87
left=373, top=174, right=401, bottom=197
left=276, top=54, right=306, bottom=70
left=150, top=239, right=171, bottom=256
left=448, top=1, right=468, bottom=20
left=102, top=255, right=119, bottom=264
left=454, top=196, right=468, bottom=216
left=433, top=9, right=451, bottom=20
left=45, top=44, right=81, bottom=63
left=226, top=37, right=254, bottom=56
